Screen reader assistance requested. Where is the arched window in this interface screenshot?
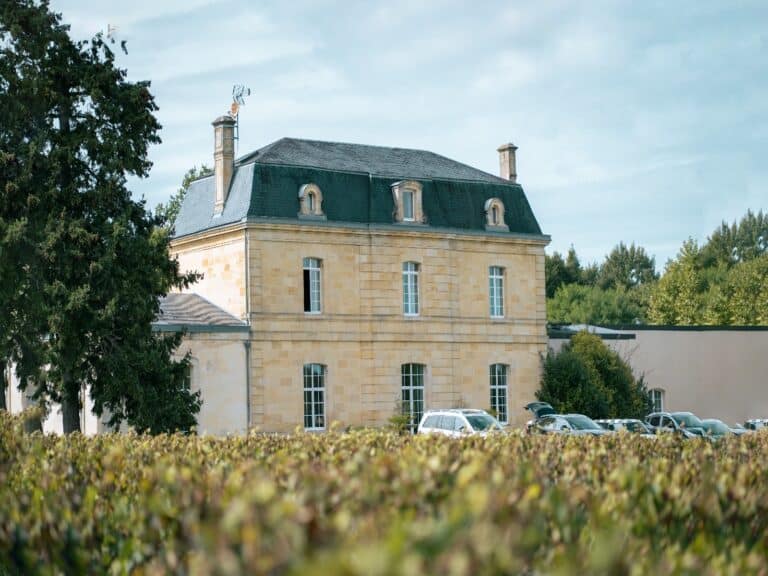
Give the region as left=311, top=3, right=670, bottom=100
left=298, top=183, right=324, bottom=218
left=401, top=363, right=425, bottom=432
left=489, top=364, right=508, bottom=424
left=650, top=388, right=665, bottom=412
left=484, top=198, right=508, bottom=231
left=402, top=262, right=420, bottom=316
left=303, top=363, right=326, bottom=430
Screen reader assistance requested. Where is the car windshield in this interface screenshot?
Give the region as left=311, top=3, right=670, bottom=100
left=563, top=415, right=602, bottom=431
left=624, top=421, right=650, bottom=434
left=466, top=414, right=501, bottom=431
left=673, top=413, right=705, bottom=429
left=703, top=420, right=730, bottom=435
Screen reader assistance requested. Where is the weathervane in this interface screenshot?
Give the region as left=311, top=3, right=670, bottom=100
left=230, top=84, right=251, bottom=152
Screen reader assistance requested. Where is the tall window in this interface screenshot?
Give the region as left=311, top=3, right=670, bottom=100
left=402, top=190, right=414, bottom=221
left=402, top=262, right=420, bottom=316
left=303, top=364, right=326, bottom=430
left=303, top=257, right=322, bottom=313
left=401, top=363, right=425, bottom=432
left=308, top=192, right=316, bottom=213
left=489, top=266, right=505, bottom=318
left=489, top=364, right=508, bottom=424
left=650, top=388, right=665, bottom=412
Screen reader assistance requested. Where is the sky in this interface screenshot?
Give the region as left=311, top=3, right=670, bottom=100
left=51, top=0, right=768, bottom=268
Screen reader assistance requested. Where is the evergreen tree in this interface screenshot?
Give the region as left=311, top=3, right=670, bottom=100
left=537, top=331, right=650, bottom=419
left=598, top=242, right=658, bottom=290
left=0, top=0, right=200, bottom=433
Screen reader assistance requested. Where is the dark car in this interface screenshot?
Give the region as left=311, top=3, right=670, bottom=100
left=700, top=418, right=736, bottom=439
left=645, top=411, right=707, bottom=439
left=524, top=402, right=607, bottom=436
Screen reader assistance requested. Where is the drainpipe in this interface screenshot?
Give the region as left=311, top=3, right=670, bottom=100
left=244, top=340, right=251, bottom=430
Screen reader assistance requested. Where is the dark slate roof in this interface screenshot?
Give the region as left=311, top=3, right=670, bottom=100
left=155, top=293, right=246, bottom=329
left=237, top=138, right=508, bottom=183
left=174, top=137, right=546, bottom=239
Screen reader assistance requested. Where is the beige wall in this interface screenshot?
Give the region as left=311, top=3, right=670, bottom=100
left=173, top=228, right=248, bottom=319
left=177, top=332, right=249, bottom=435
left=550, top=329, right=768, bottom=426
left=243, top=223, right=548, bottom=432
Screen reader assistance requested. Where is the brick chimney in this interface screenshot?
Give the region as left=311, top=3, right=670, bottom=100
left=497, top=142, right=518, bottom=183
left=213, top=115, right=236, bottom=214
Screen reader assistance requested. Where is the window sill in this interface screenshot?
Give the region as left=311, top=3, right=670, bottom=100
left=403, top=313, right=421, bottom=318
left=304, top=311, right=323, bottom=316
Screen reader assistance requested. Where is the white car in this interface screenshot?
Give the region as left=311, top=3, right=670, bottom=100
left=417, top=409, right=503, bottom=437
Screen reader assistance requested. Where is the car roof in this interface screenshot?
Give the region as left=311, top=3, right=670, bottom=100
left=595, top=418, right=642, bottom=423
left=423, top=409, right=487, bottom=415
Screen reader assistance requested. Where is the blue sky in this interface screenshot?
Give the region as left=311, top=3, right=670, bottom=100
left=52, top=0, right=767, bottom=268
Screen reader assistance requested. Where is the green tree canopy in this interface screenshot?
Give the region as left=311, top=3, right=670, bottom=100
left=537, top=331, right=650, bottom=419
left=700, top=209, right=768, bottom=268
left=598, top=242, right=658, bottom=290
left=547, top=284, right=644, bottom=326
left=0, top=0, right=200, bottom=433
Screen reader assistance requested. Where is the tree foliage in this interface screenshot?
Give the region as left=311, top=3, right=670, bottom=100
left=156, top=164, right=212, bottom=230
left=547, top=284, right=644, bottom=325
left=598, top=242, right=658, bottom=290
left=0, top=0, right=200, bottom=432
left=537, top=331, right=650, bottom=419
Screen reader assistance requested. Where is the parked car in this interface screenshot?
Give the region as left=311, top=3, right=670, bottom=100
left=700, top=418, right=736, bottom=439
left=594, top=419, right=655, bottom=437
left=729, top=423, right=750, bottom=436
left=645, top=411, right=707, bottom=438
left=417, top=409, right=503, bottom=437
left=524, top=402, right=607, bottom=436
left=744, top=419, right=768, bottom=431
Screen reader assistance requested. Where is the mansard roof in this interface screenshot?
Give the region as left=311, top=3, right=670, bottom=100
left=173, top=137, right=545, bottom=239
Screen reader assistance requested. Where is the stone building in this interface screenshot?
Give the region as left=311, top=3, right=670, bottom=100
left=170, top=116, right=549, bottom=432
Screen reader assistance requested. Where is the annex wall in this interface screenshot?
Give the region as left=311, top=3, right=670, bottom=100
left=172, top=227, right=248, bottom=320
left=549, top=328, right=768, bottom=426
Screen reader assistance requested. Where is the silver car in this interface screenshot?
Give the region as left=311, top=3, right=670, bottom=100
left=524, top=402, right=607, bottom=436
left=417, top=409, right=503, bottom=438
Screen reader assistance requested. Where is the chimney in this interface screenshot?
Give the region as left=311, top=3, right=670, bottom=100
left=497, top=142, right=518, bottom=183
left=213, top=115, right=236, bottom=214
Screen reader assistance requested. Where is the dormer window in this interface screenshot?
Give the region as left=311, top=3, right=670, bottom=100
left=392, top=180, right=424, bottom=224
left=484, top=198, right=509, bottom=231
left=403, top=190, right=414, bottom=221
left=298, top=183, right=325, bottom=219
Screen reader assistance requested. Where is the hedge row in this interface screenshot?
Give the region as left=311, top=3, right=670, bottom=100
left=1, top=413, right=768, bottom=575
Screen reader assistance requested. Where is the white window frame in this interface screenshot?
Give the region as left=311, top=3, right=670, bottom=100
left=402, top=261, right=420, bottom=316
left=401, top=363, right=425, bottom=433
left=650, top=388, right=665, bottom=412
left=489, top=364, right=509, bottom=424
left=489, top=266, right=505, bottom=318
left=402, top=190, right=415, bottom=221
left=303, top=257, right=322, bottom=314
left=303, top=363, right=326, bottom=431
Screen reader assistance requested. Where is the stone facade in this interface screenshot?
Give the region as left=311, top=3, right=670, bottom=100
left=172, top=220, right=548, bottom=432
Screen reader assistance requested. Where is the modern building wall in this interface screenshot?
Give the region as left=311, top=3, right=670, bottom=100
left=549, top=327, right=768, bottom=425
